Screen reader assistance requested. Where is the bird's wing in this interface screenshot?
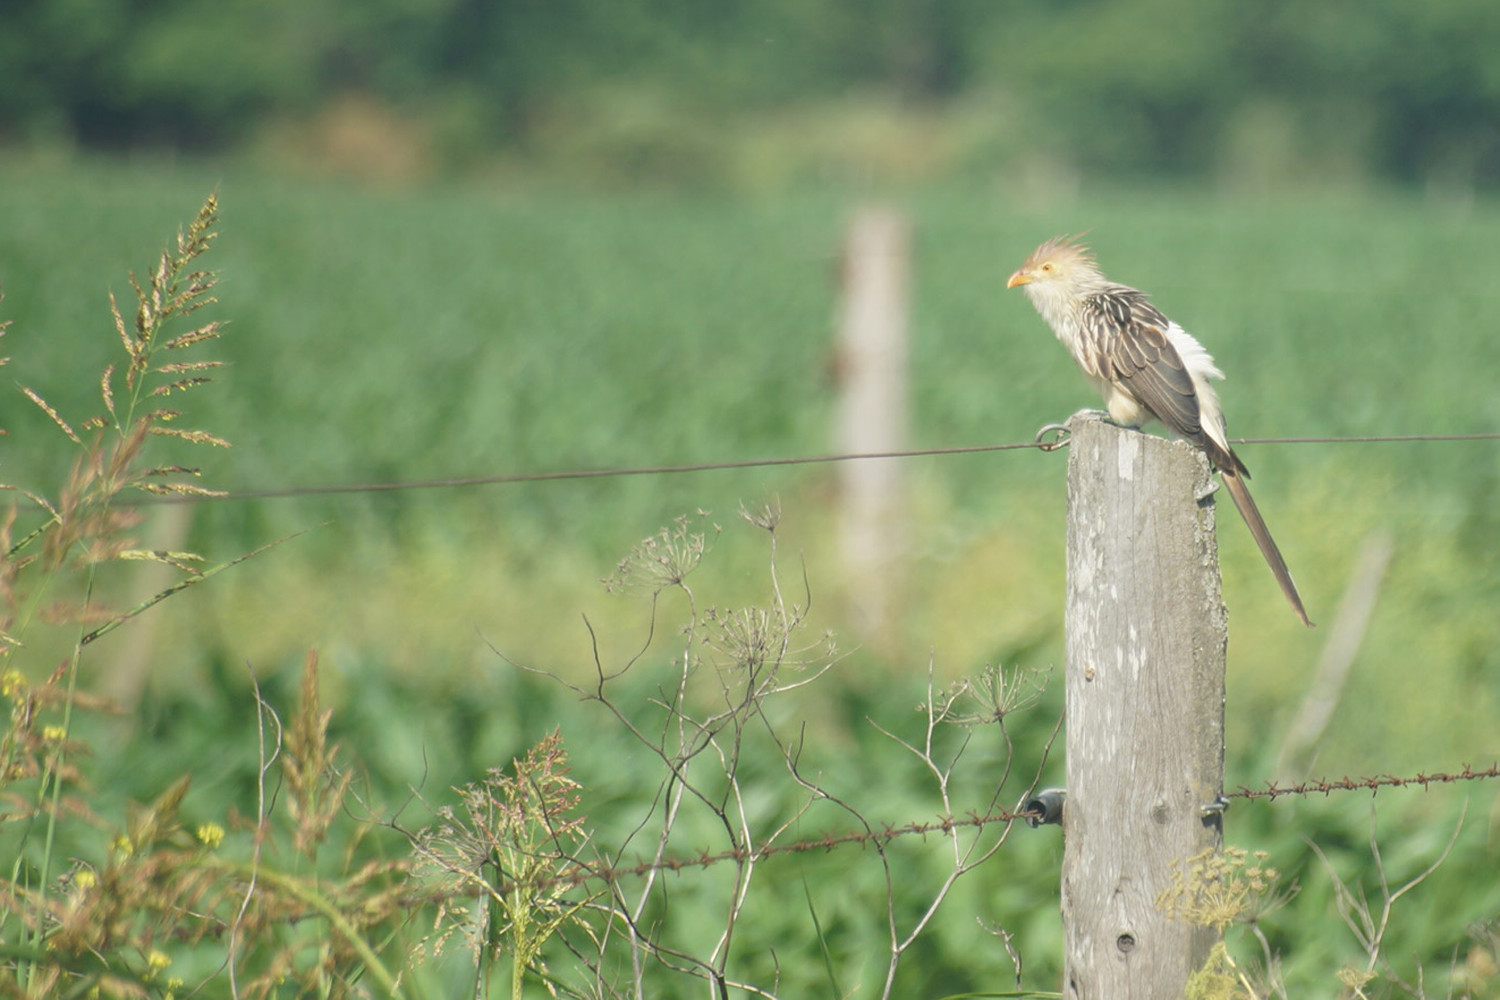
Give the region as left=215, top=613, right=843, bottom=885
left=1079, top=287, right=1206, bottom=445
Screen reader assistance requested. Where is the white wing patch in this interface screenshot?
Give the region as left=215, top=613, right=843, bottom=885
left=1163, top=322, right=1231, bottom=454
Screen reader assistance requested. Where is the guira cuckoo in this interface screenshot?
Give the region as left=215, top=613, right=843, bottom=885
left=1007, top=235, right=1313, bottom=627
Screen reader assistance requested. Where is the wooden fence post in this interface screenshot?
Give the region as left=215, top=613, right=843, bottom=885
left=1061, top=413, right=1227, bottom=999
left=833, top=206, right=909, bottom=649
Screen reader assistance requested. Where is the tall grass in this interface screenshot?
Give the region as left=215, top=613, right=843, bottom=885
left=0, top=195, right=413, bottom=998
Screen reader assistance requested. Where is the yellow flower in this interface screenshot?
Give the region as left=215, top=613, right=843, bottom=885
left=73, top=870, right=97, bottom=890
left=147, top=949, right=171, bottom=972
left=112, top=834, right=134, bottom=857
left=42, top=725, right=67, bottom=742
left=196, top=822, right=225, bottom=849
left=1, top=669, right=24, bottom=700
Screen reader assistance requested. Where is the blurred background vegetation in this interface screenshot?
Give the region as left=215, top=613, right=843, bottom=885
left=5, top=0, right=1500, bottom=194
left=2, top=0, right=1499, bottom=996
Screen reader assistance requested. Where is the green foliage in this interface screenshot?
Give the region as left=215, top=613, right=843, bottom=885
left=2, top=651, right=416, bottom=998
left=4, top=2, right=1500, bottom=188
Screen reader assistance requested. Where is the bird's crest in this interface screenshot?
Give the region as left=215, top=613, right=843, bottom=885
left=1024, top=233, right=1096, bottom=272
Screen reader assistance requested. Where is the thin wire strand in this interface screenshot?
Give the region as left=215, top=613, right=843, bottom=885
left=1237, top=432, right=1500, bottom=445
left=129, top=430, right=1500, bottom=505
left=135, top=440, right=1050, bottom=503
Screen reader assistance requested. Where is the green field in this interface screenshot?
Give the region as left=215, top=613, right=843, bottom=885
left=2, top=160, right=1498, bottom=997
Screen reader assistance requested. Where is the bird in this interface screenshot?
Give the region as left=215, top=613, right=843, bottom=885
left=1006, top=234, right=1313, bottom=627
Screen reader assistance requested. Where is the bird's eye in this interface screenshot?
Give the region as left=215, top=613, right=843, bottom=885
left=1040, top=262, right=1054, bottom=273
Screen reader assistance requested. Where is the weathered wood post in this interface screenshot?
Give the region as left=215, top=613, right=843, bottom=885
left=1061, top=412, right=1227, bottom=999
left=833, top=206, right=909, bottom=649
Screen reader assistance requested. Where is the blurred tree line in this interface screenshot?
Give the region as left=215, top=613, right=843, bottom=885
left=3, top=0, right=1498, bottom=189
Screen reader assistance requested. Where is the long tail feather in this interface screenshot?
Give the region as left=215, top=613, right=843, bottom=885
left=1219, top=468, right=1314, bottom=627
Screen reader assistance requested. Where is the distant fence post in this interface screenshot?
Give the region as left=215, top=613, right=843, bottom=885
left=1061, top=413, right=1227, bottom=998
left=833, top=206, right=909, bottom=649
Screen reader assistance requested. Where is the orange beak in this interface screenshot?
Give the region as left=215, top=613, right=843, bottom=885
left=1006, top=268, right=1032, bottom=289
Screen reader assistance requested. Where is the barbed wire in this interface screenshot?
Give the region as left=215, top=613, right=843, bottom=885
left=130, top=430, right=1500, bottom=505
left=481, top=760, right=1500, bottom=898
left=1225, top=761, right=1500, bottom=801
left=489, top=807, right=1036, bottom=897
